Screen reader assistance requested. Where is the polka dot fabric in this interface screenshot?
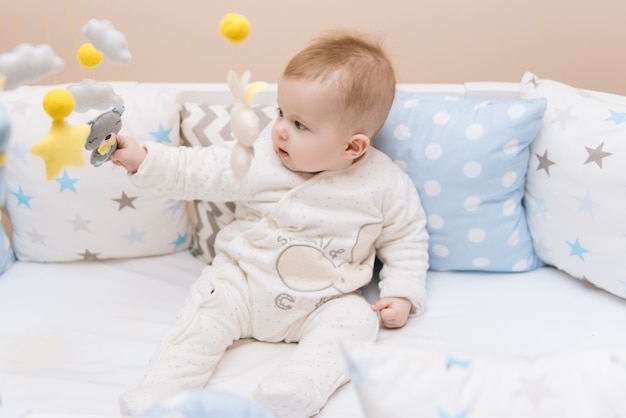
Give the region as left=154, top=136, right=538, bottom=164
left=373, top=91, right=546, bottom=272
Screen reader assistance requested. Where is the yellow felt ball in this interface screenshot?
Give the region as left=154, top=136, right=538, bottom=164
left=33, top=88, right=88, bottom=180
left=77, top=42, right=103, bottom=68
left=220, top=13, right=250, bottom=43
left=43, top=88, right=74, bottom=120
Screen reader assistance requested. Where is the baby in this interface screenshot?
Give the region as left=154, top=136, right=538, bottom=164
left=112, top=30, right=429, bottom=418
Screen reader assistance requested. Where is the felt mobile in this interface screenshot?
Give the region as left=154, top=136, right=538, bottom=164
left=29, top=17, right=131, bottom=176
left=85, top=106, right=125, bottom=167
left=76, top=19, right=131, bottom=167
left=220, top=11, right=268, bottom=184
left=30, top=88, right=90, bottom=180
left=3, top=3, right=262, bottom=181
left=227, top=70, right=268, bottom=183
left=0, top=43, right=65, bottom=91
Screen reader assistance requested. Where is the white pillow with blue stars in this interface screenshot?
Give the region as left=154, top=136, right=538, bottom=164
left=345, top=342, right=626, bottom=418
left=521, top=72, right=626, bottom=300
left=0, top=83, right=191, bottom=262
left=373, top=91, right=546, bottom=272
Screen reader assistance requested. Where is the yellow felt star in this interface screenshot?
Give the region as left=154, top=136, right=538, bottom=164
left=31, top=88, right=90, bottom=180
left=32, top=121, right=89, bottom=180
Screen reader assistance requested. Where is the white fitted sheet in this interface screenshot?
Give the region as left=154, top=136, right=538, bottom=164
left=1, top=252, right=625, bottom=417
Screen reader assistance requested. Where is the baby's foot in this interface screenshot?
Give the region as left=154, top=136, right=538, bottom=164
left=253, top=372, right=325, bottom=418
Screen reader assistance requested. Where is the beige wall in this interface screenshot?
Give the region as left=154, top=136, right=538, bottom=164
left=2, top=0, right=626, bottom=94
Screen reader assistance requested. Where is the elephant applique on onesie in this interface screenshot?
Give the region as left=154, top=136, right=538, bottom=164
left=275, top=223, right=382, bottom=309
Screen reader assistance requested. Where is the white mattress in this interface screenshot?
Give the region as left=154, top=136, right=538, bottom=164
left=1, top=251, right=625, bottom=417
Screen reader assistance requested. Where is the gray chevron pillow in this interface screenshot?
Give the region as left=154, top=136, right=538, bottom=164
left=179, top=102, right=276, bottom=263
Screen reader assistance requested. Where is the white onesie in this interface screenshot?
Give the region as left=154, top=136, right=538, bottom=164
left=119, top=135, right=429, bottom=417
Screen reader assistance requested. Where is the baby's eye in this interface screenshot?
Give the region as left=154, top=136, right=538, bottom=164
left=294, top=121, right=306, bottom=130
left=276, top=107, right=283, bottom=117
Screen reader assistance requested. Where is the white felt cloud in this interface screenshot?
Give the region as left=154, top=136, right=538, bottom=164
left=81, top=19, right=132, bottom=65
left=68, top=79, right=124, bottom=112
left=0, top=43, right=65, bottom=90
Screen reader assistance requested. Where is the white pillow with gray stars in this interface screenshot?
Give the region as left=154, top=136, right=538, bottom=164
left=0, top=83, right=191, bottom=262
left=522, top=72, right=626, bottom=300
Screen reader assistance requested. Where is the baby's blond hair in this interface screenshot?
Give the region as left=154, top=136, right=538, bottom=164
left=283, top=30, right=396, bottom=138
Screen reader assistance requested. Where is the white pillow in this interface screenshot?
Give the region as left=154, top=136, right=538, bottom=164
left=345, top=342, right=626, bottom=418
left=520, top=72, right=626, bottom=299
left=1, top=83, right=191, bottom=262
left=179, top=102, right=276, bottom=263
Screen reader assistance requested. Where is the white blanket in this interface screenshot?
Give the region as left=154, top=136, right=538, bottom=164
left=1, top=252, right=625, bottom=417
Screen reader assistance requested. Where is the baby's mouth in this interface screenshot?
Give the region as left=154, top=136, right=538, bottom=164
left=276, top=147, right=289, bottom=158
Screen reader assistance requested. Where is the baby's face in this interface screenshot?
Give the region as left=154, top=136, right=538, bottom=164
left=272, top=75, right=354, bottom=173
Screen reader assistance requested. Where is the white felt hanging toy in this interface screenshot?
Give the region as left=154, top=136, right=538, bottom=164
left=227, top=69, right=267, bottom=183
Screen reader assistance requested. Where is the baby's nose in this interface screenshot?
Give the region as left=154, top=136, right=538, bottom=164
left=274, top=121, right=288, bottom=140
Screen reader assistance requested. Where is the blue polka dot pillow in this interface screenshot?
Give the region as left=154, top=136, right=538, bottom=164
left=373, top=90, right=546, bottom=272
left=0, top=83, right=191, bottom=262
left=521, top=72, right=626, bottom=300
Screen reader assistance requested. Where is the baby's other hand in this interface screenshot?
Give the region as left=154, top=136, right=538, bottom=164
left=370, top=297, right=412, bottom=329
left=110, top=135, right=146, bottom=174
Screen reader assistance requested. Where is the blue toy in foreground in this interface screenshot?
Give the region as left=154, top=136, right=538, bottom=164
left=0, top=104, right=16, bottom=274
left=143, top=390, right=276, bottom=418
left=85, top=106, right=124, bottom=167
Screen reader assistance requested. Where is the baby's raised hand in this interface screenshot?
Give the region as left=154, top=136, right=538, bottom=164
left=110, top=135, right=147, bottom=174
left=370, top=297, right=412, bottom=329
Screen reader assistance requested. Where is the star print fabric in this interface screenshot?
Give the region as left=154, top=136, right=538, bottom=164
left=521, top=72, right=626, bottom=300
left=0, top=83, right=191, bottom=262
left=345, top=342, right=626, bottom=418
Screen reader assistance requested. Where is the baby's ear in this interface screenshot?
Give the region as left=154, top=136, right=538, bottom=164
left=344, top=134, right=370, bottom=160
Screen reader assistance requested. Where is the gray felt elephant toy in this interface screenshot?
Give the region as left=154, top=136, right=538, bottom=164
left=85, top=106, right=124, bottom=167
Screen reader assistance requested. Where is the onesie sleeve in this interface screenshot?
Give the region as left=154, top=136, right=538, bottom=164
left=375, top=171, right=429, bottom=315
left=129, top=142, right=244, bottom=202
